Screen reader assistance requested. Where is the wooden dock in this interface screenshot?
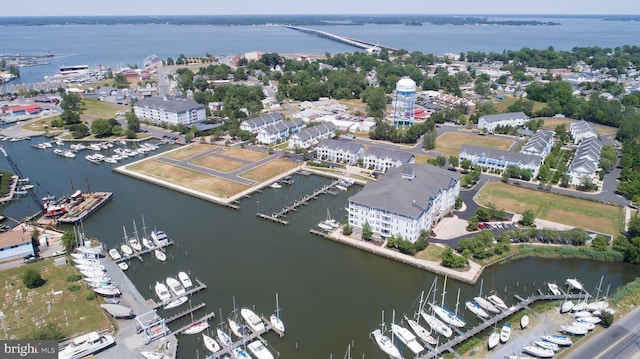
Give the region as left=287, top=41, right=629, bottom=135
left=209, top=315, right=284, bottom=358
left=114, top=239, right=175, bottom=264
left=148, top=279, right=208, bottom=310
left=257, top=180, right=340, bottom=225
left=416, top=293, right=590, bottom=359
left=164, top=302, right=206, bottom=325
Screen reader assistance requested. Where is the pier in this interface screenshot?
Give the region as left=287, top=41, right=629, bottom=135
left=113, top=239, right=175, bottom=264
left=57, top=191, right=113, bottom=223
left=257, top=179, right=341, bottom=225
left=208, top=315, right=284, bottom=358
left=148, top=279, right=208, bottom=310
left=417, top=293, right=590, bottom=359
left=173, top=312, right=217, bottom=335
left=282, top=25, right=398, bottom=52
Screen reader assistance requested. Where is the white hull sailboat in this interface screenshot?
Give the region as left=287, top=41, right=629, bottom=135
left=270, top=293, right=285, bottom=334
left=500, top=323, right=511, bottom=343
left=391, top=323, right=424, bottom=354
left=542, top=334, right=573, bottom=346
left=203, top=333, right=220, bottom=353
left=488, top=332, right=500, bottom=350
left=487, top=294, right=509, bottom=312
left=164, top=296, right=187, bottom=310
left=404, top=315, right=437, bottom=346
left=228, top=317, right=250, bottom=339
left=535, top=340, right=559, bottom=352
left=474, top=296, right=500, bottom=314
left=183, top=320, right=209, bottom=335
left=465, top=300, right=489, bottom=319
left=419, top=310, right=452, bottom=338
left=371, top=329, right=402, bottom=359
left=522, top=345, right=555, bottom=358
left=217, top=328, right=233, bottom=347
left=430, top=281, right=466, bottom=328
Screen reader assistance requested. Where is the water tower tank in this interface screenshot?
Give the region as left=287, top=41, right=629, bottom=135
left=396, top=77, right=417, bottom=93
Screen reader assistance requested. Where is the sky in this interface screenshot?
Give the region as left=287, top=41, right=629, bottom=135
left=3, top=0, right=640, bottom=17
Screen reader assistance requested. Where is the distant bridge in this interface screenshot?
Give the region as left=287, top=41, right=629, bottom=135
left=281, top=25, right=398, bottom=52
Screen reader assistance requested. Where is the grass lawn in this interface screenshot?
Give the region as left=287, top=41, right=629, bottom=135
left=541, top=118, right=617, bottom=135
left=476, top=181, right=625, bottom=235
left=0, top=260, right=112, bottom=340
left=435, top=132, right=515, bottom=157
left=191, top=155, right=246, bottom=172
left=415, top=243, right=446, bottom=261
left=82, top=98, right=124, bottom=119
left=239, top=158, right=299, bottom=182
left=492, top=96, right=547, bottom=113
left=163, top=143, right=214, bottom=160
left=127, top=159, right=249, bottom=197
left=221, top=147, right=269, bottom=162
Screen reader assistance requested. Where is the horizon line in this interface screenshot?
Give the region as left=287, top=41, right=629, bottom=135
left=1, top=13, right=640, bottom=17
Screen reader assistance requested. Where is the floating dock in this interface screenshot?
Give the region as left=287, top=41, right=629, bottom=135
left=147, top=279, right=207, bottom=310
left=113, top=239, right=175, bottom=264
left=209, top=315, right=284, bottom=358
left=57, top=191, right=113, bottom=223
left=257, top=180, right=340, bottom=225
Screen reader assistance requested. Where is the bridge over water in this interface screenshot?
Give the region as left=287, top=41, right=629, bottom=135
left=281, top=25, right=398, bottom=52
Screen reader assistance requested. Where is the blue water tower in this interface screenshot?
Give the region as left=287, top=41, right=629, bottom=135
left=393, top=77, right=416, bottom=128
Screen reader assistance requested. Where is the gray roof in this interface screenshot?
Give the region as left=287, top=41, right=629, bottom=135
left=520, top=131, right=554, bottom=155
left=316, top=138, right=364, bottom=154
left=364, top=147, right=414, bottom=164
left=135, top=96, right=205, bottom=113
left=570, top=120, right=597, bottom=135
left=479, top=112, right=528, bottom=123
left=242, top=112, right=283, bottom=129
left=348, top=164, right=460, bottom=218
left=293, top=122, right=336, bottom=142
left=461, top=145, right=542, bottom=165
left=261, top=118, right=305, bottom=135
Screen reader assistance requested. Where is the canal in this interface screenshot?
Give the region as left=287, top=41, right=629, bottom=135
left=0, top=139, right=637, bottom=358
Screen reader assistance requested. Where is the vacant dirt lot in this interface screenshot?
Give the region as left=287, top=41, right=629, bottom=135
left=240, top=158, right=299, bottom=182
left=221, top=147, right=269, bottom=162
left=191, top=155, right=246, bottom=173
left=164, top=143, right=214, bottom=160
left=436, top=132, right=515, bottom=157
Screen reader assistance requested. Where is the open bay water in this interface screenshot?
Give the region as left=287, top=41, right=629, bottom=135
left=2, top=16, right=640, bottom=85
left=0, top=139, right=637, bottom=358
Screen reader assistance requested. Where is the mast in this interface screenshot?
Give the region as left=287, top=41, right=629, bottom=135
left=454, top=288, right=461, bottom=319
left=441, top=276, right=448, bottom=308
left=417, top=290, right=425, bottom=321
left=275, top=292, right=281, bottom=320
left=141, top=214, right=148, bottom=239
left=133, top=219, right=139, bottom=240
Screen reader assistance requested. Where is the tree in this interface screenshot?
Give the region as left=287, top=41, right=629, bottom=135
left=61, top=231, right=76, bottom=253
left=90, top=119, right=113, bottom=137
left=113, top=73, right=129, bottom=88
left=461, top=159, right=472, bottom=171
left=591, top=235, right=609, bottom=251
left=520, top=209, right=536, bottom=227
left=22, top=268, right=45, bottom=289
left=362, top=221, right=372, bottom=240
left=628, top=217, right=640, bottom=238
left=126, top=111, right=140, bottom=132
left=342, top=223, right=352, bottom=235
left=448, top=155, right=459, bottom=168
left=441, top=247, right=467, bottom=268
left=60, top=110, right=81, bottom=125
left=600, top=311, right=614, bottom=328
left=60, top=93, right=84, bottom=113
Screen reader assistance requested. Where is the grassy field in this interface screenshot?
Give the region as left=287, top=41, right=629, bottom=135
left=435, top=132, right=515, bottom=157
left=127, top=159, right=249, bottom=197
left=221, top=147, right=269, bottom=162
left=0, top=259, right=112, bottom=340
left=163, top=143, right=214, bottom=160
left=82, top=98, right=124, bottom=119
left=475, top=182, right=625, bottom=235
left=415, top=243, right=446, bottom=261
left=239, top=158, right=299, bottom=182
left=493, top=96, right=547, bottom=113
left=541, top=118, right=617, bottom=135
left=191, top=156, right=246, bottom=172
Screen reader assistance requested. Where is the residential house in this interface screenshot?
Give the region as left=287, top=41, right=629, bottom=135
left=239, top=113, right=283, bottom=134
left=519, top=130, right=555, bottom=158
left=288, top=122, right=336, bottom=149
left=459, top=145, right=543, bottom=177
left=347, top=164, right=460, bottom=243
left=477, top=112, right=530, bottom=132
left=133, top=96, right=206, bottom=125
left=567, top=137, right=602, bottom=185
left=315, top=139, right=365, bottom=165
left=363, top=147, right=415, bottom=172
left=569, top=120, right=598, bottom=144
left=256, top=118, right=305, bottom=145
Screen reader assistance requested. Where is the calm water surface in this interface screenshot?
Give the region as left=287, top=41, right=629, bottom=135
left=0, top=140, right=636, bottom=358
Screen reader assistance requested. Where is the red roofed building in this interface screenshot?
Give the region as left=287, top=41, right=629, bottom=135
left=2, top=104, right=42, bottom=116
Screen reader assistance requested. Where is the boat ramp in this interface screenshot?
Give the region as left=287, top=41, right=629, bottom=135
left=257, top=179, right=341, bottom=225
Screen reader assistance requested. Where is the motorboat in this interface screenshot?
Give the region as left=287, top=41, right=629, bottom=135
left=155, top=281, right=171, bottom=302
left=183, top=320, right=209, bottom=335
left=542, top=334, right=573, bottom=346
left=474, top=296, right=500, bottom=314
left=488, top=332, right=500, bottom=349
left=522, top=345, right=555, bottom=358
left=203, top=333, right=220, bottom=353
left=560, top=301, right=574, bottom=313
left=391, top=323, right=424, bottom=354
left=166, top=277, right=186, bottom=296
left=247, top=340, right=274, bottom=359
left=100, top=303, right=134, bottom=319
left=419, top=310, right=453, bottom=337
left=566, top=278, right=585, bottom=292
left=500, top=323, right=511, bottom=343
left=548, top=282, right=561, bottom=295
left=164, top=296, right=188, bottom=310
left=63, top=150, right=76, bottom=158
left=465, top=300, right=489, bottom=318
left=217, top=328, right=233, bottom=347
left=151, top=230, right=169, bottom=246
left=108, top=248, right=121, bottom=260
left=487, top=294, right=509, bottom=311
left=228, top=317, right=250, bottom=338
left=560, top=324, right=588, bottom=335
left=371, top=329, right=402, bottom=359
left=534, top=340, right=559, bottom=352
left=429, top=303, right=466, bottom=328
left=118, top=262, right=128, bottom=271
left=240, top=308, right=266, bottom=333
left=155, top=249, right=167, bottom=262
left=520, top=314, right=530, bottom=329
left=140, top=351, right=167, bottom=359
left=178, top=271, right=193, bottom=289
left=269, top=182, right=282, bottom=189
left=120, top=243, right=133, bottom=257
left=404, top=315, right=437, bottom=346
left=93, top=286, right=121, bottom=297
left=58, top=331, right=115, bottom=359
left=232, top=347, right=253, bottom=359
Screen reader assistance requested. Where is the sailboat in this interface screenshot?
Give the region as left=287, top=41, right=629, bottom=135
left=202, top=333, right=220, bottom=353
left=488, top=331, right=500, bottom=350
left=141, top=215, right=154, bottom=249
left=404, top=315, right=437, bottom=346
left=370, top=310, right=402, bottom=359
left=129, top=220, right=142, bottom=252
left=465, top=300, right=489, bottom=319
left=216, top=327, right=233, bottom=347
left=269, top=293, right=285, bottom=334
left=499, top=323, right=511, bottom=343
left=420, top=279, right=453, bottom=337
left=120, top=226, right=133, bottom=256
left=475, top=278, right=500, bottom=314
left=228, top=297, right=250, bottom=339
left=429, top=278, right=466, bottom=328
left=320, top=208, right=340, bottom=229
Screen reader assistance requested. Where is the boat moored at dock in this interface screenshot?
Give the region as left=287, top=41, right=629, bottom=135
left=240, top=308, right=265, bottom=333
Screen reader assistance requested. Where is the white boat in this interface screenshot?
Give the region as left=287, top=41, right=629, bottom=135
left=566, top=278, right=584, bottom=292
left=118, top=262, right=128, bottom=271
left=166, top=276, right=185, bottom=296
left=58, top=332, right=115, bottom=359
left=269, top=182, right=282, bottom=189
left=586, top=300, right=609, bottom=312
left=178, top=271, right=193, bottom=289
left=522, top=345, right=555, bottom=358
left=576, top=315, right=601, bottom=324
left=391, top=323, right=424, bottom=354
left=474, top=296, right=500, bottom=314
left=228, top=317, right=251, bottom=338
left=371, top=328, right=402, bottom=359
left=466, top=300, right=489, bottom=318
left=108, top=248, right=121, bottom=260
left=548, top=282, right=561, bottom=296
left=247, top=340, right=274, bottom=359
left=535, top=340, right=559, bottom=352
left=560, top=324, right=588, bottom=335
left=120, top=243, right=133, bottom=257
left=542, top=334, right=573, bottom=346
left=164, top=296, right=188, bottom=310
left=573, top=310, right=592, bottom=318
left=317, top=221, right=334, bottom=231
left=74, top=263, right=105, bottom=272
left=488, top=332, right=500, bottom=349
left=155, top=281, right=171, bottom=302
left=404, top=315, right=437, bottom=346
left=571, top=320, right=595, bottom=330
left=93, top=286, right=122, bottom=297
left=572, top=302, right=588, bottom=312
left=487, top=294, right=509, bottom=311
left=151, top=230, right=169, bottom=246
left=129, top=238, right=142, bottom=252
left=232, top=347, right=253, bottom=359
left=140, top=351, right=168, bottom=359
left=429, top=303, right=466, bottom=328
left=419, top=310, right=452, bottom=337
left=335, top=184, right=348, bottom=191
left=241, top=308, right=266, bottom=333
left=500, top=323, right=511, bottom=343
left=521, top=314, right=530, bottom=329
left=142, top=237, right=154, bottom=250
left=270, top=293, right=285, bottom=334
left=63, top=150, right=76, bottom=158
left=320, top=208, right=340, bottom=229
left=183, top=320, right=209, bottom=335
left=203, top=333, right=220, bottom=353
left=155, top=249, right=167, bottom=262
left=217, top=328, right=233, bottom=347
left=81, top=269, right=107, bottom=278
left=560, top=301, right=574, bottom=313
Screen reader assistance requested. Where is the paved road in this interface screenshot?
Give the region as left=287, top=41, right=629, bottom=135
left=564, top=305, right=640, bottom=359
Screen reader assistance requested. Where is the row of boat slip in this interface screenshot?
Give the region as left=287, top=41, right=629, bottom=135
left=70, top=251, right=123, bottom=298
left=109, top=225, right=171, bottom=265
left=154, top=271, right=194, bottom=309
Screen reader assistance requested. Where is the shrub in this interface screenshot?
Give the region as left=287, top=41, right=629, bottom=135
left=66, top=274, right=82, bottom=282
left=22, top=268, right=45, bottom=289
left=26, top=323, right=64, bottom=341
left=441, top=247, right=467, bottom=268
left=68, top=284, right=81, bottom=292
left=600, top=311, right=614, bottom=328
left=86, top=292, right=96, bottom=301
